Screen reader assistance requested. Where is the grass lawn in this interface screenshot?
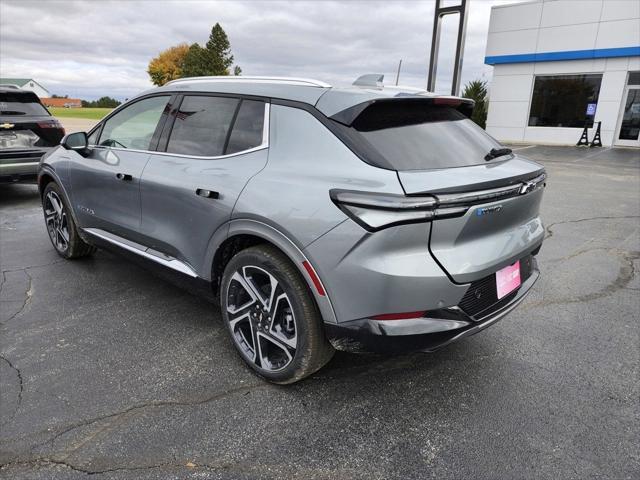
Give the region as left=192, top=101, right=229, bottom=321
left=49, top=107, right=113, bottom=120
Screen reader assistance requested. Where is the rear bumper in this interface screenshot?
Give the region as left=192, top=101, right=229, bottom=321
left=325, top=258, right=539, bottom=353
left=0, top=148, right=48, bottom=183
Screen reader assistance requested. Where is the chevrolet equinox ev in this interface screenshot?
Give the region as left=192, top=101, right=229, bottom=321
left=38, top=75, right=546, bottom=383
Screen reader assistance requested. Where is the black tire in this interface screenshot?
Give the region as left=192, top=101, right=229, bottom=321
left=220, top=245, right=334, bottom=384
left=42, top=182, right=96, bottom=259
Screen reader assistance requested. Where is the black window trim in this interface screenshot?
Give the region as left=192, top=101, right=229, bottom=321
left=155, top=92, right=270, bottom=160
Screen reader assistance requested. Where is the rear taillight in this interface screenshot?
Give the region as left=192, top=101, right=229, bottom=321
left=330, top=174, right=545, bottom=232
left=330, top=189, right=465, bottom=232
left=38, top=119, right=65, bottom=134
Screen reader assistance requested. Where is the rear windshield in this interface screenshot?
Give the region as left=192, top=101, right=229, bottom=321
left=0, top=91, right=49, bottom=116
left=348, top=101, right=503, bottom=171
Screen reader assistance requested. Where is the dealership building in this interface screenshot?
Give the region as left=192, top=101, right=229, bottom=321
left=485, top=0, right=640, bottom=147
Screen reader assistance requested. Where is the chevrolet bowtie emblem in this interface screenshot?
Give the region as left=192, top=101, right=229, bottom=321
left=0, top=123, right=15, bottom=129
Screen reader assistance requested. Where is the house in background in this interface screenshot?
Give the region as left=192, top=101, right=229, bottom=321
left=0, top=78, right=50, bottom=98
left=40, top=97, right=82, bottom=108
left=484, top=0, right=640, bottom=148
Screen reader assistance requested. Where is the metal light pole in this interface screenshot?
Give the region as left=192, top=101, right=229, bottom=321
left=427, top=0, right=469, bottom=96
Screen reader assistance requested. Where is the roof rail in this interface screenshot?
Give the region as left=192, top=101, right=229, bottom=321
left=165, top=76, right=331, bottom=88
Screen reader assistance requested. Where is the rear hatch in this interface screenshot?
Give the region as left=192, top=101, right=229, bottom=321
left=331, top=97, right=546, bottom=284
left=0, top=90, right=64, bottom=158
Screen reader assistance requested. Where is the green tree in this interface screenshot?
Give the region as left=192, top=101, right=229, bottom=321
left=181, top=23, right=239, bottom=77
left=147, top=43, right=190, bottom=86
left=81, top=96, right=121, bottom=108
left=461, top=79, right=488, bottom=129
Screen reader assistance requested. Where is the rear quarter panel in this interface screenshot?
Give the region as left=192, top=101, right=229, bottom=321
left=232, top=104, right=403, bottom=249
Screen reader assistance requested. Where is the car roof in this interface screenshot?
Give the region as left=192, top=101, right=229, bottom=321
left=140, top=76, right=441, bottom=118
left=0, top=87, right=33, bottom=94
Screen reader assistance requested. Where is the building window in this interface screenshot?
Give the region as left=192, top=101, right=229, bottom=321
left=528, top=74, right=602, bottom=128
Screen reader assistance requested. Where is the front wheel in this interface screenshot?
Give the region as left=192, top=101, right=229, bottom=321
left=42, top=182, right=96, bottom=259
left=220, top=245, right=334, bottom=384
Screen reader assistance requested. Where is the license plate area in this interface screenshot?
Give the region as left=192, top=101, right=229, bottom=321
left=496, top=260, right=521, bottom=299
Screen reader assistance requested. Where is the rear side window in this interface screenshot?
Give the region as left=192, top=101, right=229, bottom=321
left=0, top=91, right=49, bottom=116
left=99, top=96, right=170, bottom=150
left=346, top=101, right=503, bottom=171
left=226, top=100, right=265, bottom=154
left=166, top=96, right=239, bottom=156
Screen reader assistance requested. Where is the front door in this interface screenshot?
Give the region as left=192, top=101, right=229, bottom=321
left=615, top=86, right=640, bottom=147
left=69, top=95, right=172, bottom=240
left=139, top=95, right=270, bottom=275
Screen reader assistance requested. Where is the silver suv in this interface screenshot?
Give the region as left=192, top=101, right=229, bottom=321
left=38, top=75, right=546, bottom=383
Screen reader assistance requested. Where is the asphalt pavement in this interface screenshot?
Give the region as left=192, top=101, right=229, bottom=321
left=1, top=145, right=638, bottom=479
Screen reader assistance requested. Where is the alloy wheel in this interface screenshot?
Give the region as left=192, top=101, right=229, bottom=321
left=226, top=265, right=297, bottom=371
left=44, top=191, right=70, bottom=253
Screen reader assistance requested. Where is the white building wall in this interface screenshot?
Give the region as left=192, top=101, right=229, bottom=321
left=20, top=80, right=50, bottom=99
left=485, top=0, right=640, bottom=146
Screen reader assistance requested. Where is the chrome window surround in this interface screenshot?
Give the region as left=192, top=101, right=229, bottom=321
left=89, top=102, right=270, bottom=160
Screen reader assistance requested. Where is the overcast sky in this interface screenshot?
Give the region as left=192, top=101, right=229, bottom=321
left=1, top=0, right=517, bottom=100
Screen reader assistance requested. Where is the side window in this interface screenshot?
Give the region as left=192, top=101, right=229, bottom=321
left=226, top=100, right=266, bottom=154
left=99, top=96, right=170, bottom=150
left=166, top=96, right=239, bottom=157
left=87, top=126, right=101, bottom=146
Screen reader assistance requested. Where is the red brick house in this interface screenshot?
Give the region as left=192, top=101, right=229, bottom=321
left=41, top=97, right=82, bottom=108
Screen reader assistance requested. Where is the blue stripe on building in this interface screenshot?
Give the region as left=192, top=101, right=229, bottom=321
left=485, top=46, right=640, bottom=65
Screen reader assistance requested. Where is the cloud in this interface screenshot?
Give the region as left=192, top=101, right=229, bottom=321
left=0, top=0, right=515, bottom=100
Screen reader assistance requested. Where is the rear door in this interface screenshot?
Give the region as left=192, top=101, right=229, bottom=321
left=139, top=94, right=269, bottom=275
left=69, top=95, right=172, bottom=240
left=339, top=98, right=546, bottom=283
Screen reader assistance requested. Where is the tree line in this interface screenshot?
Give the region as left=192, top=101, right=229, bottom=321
left=147, top=23, right=240, bottom=87
left=146, top=22, right=490, bottom=129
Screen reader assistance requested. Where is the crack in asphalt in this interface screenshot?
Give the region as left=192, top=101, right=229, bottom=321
left=544, top=215, right=640, bottom=239
left=0, top=268, right=33, bottom=325
left=0, top=355, right=23, bottom=426
left=0, top=458, right=185, bottom=476
left=0, top=457, right=357, bottom=479
left=524, top=249, right=639, bottom=308
left=1, top=259, right=67, bottom=326
left=26, top=383, right=269, bottom=456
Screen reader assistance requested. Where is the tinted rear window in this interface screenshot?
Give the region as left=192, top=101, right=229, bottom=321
left=348, top=102, right=503, bottom=171
left=166, top=96, right=239, bottom=157
left=0, top=91, right=49, bottom=116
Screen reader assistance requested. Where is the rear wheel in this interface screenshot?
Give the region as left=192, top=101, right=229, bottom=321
left=42, top=182, right=96, bottom=259
left=220, top=245, right=334, bottom=384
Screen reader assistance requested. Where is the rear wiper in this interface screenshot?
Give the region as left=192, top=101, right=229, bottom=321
left=0, top=111, right=26, bottom=115
left=484, top=147, right=512, bottom=161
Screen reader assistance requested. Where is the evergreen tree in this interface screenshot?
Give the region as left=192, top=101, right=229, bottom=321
left=182, top=23, right=237, bottom=77
left=461, top=79, right=488, bottom=129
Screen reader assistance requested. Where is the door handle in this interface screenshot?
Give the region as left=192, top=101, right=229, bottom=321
left=196, top=188, right=219, bottom=199
left=116, top=173, right=133, bottom=181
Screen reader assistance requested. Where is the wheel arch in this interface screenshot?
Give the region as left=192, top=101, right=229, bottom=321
left=207, top=219, right=337, bottom=324
left=37, top=166, right=91, bottom=244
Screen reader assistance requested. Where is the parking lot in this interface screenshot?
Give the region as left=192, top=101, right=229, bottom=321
left=0, top=145, right=638, bottom=479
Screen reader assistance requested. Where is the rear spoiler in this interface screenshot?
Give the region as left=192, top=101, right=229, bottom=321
left=329, top=95, right=475, bottom=126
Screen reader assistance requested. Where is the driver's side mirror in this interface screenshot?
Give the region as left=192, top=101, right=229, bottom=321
left=61, top=132, right=89, bottom=155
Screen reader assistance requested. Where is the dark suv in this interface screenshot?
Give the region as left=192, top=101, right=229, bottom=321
left=0, top=88, right=65, bottom=183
